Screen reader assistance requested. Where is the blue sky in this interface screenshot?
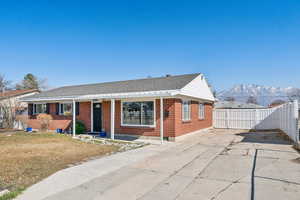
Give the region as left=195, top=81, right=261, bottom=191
left=1, top=0, right=300, bottom=91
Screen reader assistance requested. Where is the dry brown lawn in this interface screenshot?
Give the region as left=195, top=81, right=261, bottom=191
left=0, top=132, right=120, bottom=192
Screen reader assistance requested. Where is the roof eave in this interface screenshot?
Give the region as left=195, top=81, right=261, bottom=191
left=20, top=90, right=181, bottom=102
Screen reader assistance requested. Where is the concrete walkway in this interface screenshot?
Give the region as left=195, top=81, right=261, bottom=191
left=16, top=129, right=300, bottom=200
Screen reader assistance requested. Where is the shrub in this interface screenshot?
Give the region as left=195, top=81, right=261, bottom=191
left=37, top=114, right=53, bottom=131
left=75, top=121, right=86, bottom=134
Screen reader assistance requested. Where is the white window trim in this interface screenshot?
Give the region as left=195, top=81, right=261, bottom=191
left=33, top=103, right=47, bottom=115
left=182, top=100, right=191, bottom=122
left=59, top=103, right=73, bottom=115
left=199, top=103, right=205, bottom=120
left=121, top=100, right=156, bottom=128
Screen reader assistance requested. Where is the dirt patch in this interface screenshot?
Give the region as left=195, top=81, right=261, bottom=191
left=0, top=132, right=120, bottom=193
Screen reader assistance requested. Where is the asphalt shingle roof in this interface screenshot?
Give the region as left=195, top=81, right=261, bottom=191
left=24, top=73, right=200, bottom=100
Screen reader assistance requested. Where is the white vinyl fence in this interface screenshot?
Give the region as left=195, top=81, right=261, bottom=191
left=213, top=100, right=299, bottom=143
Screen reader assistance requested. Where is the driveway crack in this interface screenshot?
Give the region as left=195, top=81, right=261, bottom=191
left=174, top=139, right=237, bottom=200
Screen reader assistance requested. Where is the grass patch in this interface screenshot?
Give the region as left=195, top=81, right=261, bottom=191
left=0, top=189, right=23, bottom=200
left=0, top=132, right=120, bottom=197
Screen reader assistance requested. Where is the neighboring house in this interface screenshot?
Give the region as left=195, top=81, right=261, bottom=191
left=214, top=101, right=265, bottom=109
left=0, top=89, right=40, bottom=128
left=21, top=73, right=215, bottom=141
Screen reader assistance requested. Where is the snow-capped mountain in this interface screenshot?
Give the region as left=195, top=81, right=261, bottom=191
left=217, top=84, right=300, bottom=106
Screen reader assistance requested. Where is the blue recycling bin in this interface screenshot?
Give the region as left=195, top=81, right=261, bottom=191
left=99, top=131, right=107, bottom=137
left=56, top=128, right=63, bottom=133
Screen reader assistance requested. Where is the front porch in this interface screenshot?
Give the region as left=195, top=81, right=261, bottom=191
left=28, top=97, right=166, bottom=143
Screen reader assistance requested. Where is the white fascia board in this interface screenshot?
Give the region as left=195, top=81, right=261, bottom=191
left=20, top=90, right=180, bottom=102
left=78, top=90, right=180, bottom=100
left=179, top=74, right=215, bottom=102
left=18, top=96, right=78, bottom=103
left=175, top=94, right=214, bottom=103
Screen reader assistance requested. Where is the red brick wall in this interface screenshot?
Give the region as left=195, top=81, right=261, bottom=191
left=102, top=99, right=174, bottom=137
left=29, top=102, right=92, bottom=131
left=102, top=98, right=212, bottom=138
left=77, top=102, right=91, bottom=131
left=28, top=99, right=213, bottom=138
left=174, top=99, right=213, bottom=137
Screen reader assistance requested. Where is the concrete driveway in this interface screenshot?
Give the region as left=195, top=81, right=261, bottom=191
left=17, top=129, right=300, bottom=200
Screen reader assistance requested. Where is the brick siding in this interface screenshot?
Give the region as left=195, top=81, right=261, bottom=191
left=29, top=102, right=92, bottom=131
left=103, top=98, right=212, bottom=138
left=174, top=99, right=213, bottom=137
left=29, top=98, right=213, bottom=138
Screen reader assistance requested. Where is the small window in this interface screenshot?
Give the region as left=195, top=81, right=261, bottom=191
left=199, top=103, right=205, bottom=120
left=182, top=100, right=191, bottom=121
left=33, top=104, right=47, bottom=115
left=122, top=101, right=155, bottom=126
left=59, top=103, right=73, bottom=115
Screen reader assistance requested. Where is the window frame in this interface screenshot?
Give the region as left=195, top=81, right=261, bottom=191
left=33, top=103, right=47, bottom=115
left=59, top=102, right=73, bottom=115
left=182, top=100, right=191, bottom=122
left=199, top=103, right=205, bottom=120
left=121, top=99, right=156, bottom=127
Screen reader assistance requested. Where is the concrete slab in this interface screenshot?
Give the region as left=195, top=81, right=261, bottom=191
left=257, top=148, right=299, bottom=160
left=16, top=145, right=173, bottom=200
left=255, top=176, right=300, bottom=200
left=214, top=182, right=250, bottom=200
left=43, top=167, right=148, bottom=200
left=176, top=147, right=224, bottom=178
left=16, top=129, right=300, bottom=200
left=90, top=168, right=170, bottom=200
left=255, top=160, right=300, bottom=185
left=177, top=178, right=231, bottom=200
left=130, top=143, right=209, bottom=174
left=139, top=175, right=193, bottom=200
left=199, top=155, right=254, bottom=182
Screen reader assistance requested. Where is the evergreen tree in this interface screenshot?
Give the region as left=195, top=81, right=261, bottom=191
left=16, top=73, right=47, bottom=90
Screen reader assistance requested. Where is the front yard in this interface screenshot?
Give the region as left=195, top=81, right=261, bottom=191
left=0, top=132, right=122, bottom=199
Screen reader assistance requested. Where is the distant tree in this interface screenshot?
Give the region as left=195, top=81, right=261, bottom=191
left=0, top=99, right=22, bottom=128
left=269, top=99, right=286, bottom=107
left=0, top=74, right=11, bottom=92
left=16, top=73, right=48, bottom=90
left=247, top=96, right=258, bottom=104
left=225, top=97, right=235, bottom=102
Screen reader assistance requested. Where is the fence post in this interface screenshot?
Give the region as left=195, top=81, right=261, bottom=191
left=294, top=100, right=299, bottom=143
left=255, top=109, right=259, bottom=130
left=226, top=109, right=230, bottom=129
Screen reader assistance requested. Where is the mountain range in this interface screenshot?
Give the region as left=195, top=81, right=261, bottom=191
left=217, top=84, right=300, bottom=106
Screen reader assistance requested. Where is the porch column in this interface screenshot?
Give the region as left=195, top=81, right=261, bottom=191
left=111, top=99, right=115, bottom=140
left=72, top=99, right=76, bottom=137
left=90, top=100, right=93, bottom=132
left=160, top=97, right=164, bottom=144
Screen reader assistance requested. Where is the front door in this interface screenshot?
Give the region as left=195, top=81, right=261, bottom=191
left=93, top=103, right=102, bottom=132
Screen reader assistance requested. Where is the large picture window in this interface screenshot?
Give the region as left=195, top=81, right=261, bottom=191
left=33, top=104, right=47, bottom=115
left=122, top=101, right=155, bottom=126
left=59, top=103, right=72, bottom=115
left=182, top=100, right=191, bottom=121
